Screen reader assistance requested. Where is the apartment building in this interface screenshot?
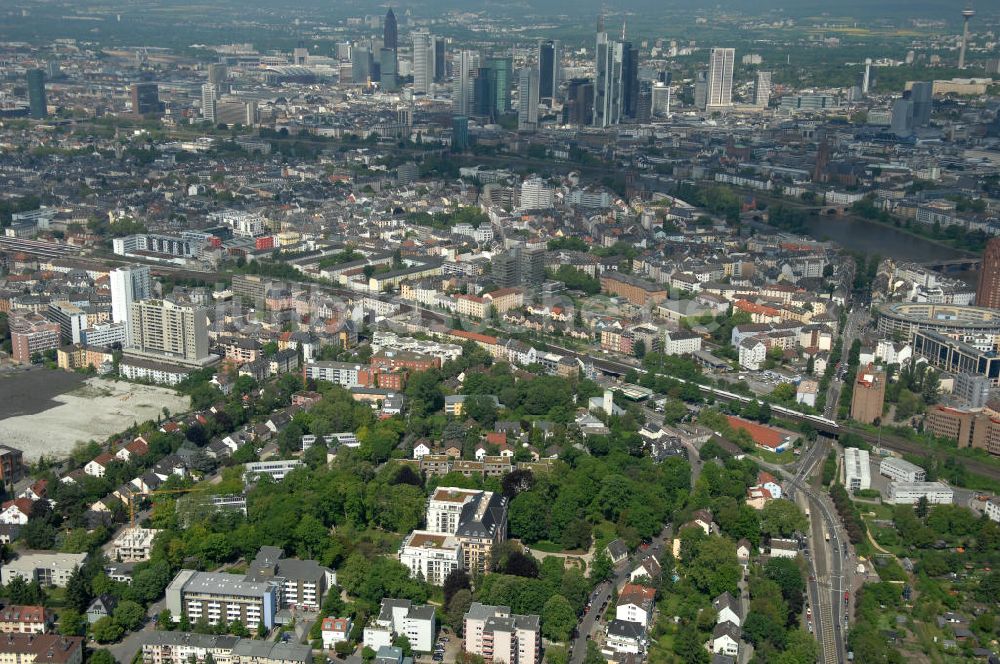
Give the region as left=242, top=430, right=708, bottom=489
left=398, top=531, right=463, bottom=586
left=363, top=599, right=436, bottom=653
left=245, top=547, right=335, bottom=611
left=599, top=272, right=668, bottom=306
left=850, top=364, right=886, bottom=425
left=303, top=362, right=374, bottom=388
left=165, top=571, right=278, bottom=631
left=463, top=603, right=540, bottom=664
left=1, top=552, right=88, bottom=588
left=425, top=488, right=508, bottom=575
left=0, top=446, right=25, bottom=487
left=127, top=299, right=211, bottom=364
left=9, top=311, right=60, bottom=364
left=0, top=605, right=49, bottom=634
left=0, top=634, right=83, bottom=664
left=139, top=633, right=311, bottom=664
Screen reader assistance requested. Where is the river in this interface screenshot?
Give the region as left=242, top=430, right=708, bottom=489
left=797, top=216, right=970, bottom=262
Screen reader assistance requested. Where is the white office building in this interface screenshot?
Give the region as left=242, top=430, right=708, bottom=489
left=412, top=31, right=433, bottom=95
left=844, top=448, right=871, bottom=492
left=886, top=481, right=954, bottom=505
left=243, top=460, right=304, bottom=484
left=879, top=457, right=926, bottom=483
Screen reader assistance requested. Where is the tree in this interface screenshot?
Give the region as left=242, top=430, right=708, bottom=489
left=760, top=500, right=808, bottom=538
left=66, top=565, right=92, bottom=613
left=509, top=492, right=548, bottom=543
left=92, top=616, right=124, bottom=643
left=447, top=589, right=474, bottom=635
left=541, top=595, right=576, bottom=642
left=633, top=339, right=646, bottom=359
left=443, top=569, right=471, bottom=607
left=87, top=650, right=117, bottom=664
left=392, top=635, right=413, bottom=657
left=915, top=496, right=929, bottom=519
left=463, top=396, right=498, bottom=427
left=113, top=600, right=147, bottom=631
left=58, top=609, right=86, bottom=636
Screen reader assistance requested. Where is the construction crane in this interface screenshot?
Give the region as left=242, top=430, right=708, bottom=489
left=127, top=486, right=204, bottom=529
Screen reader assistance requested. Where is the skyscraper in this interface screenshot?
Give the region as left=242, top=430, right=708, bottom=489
left=754, top=71, right=772, bottom=108
left=693, top=70, right=708, bottom=110
left=890, top=98, right=914, bottom=136
left=412, top=31, right=433, bottom=95
left=488, top=57, right=513, bottom=116
left=976, top=238, right=1000, bottom=310
left=380, top=48, right=398, bottom=91
left=110, top=265, right=153, bottom=346
left=452, top=50, right=479, bottom=116
left=911, top=81, right=933, bottom=127
left=564, top=79, right=594, bottom=126
left=201, top=83, right=217, bottom=123
left=473, top=67, right=496, bottom=119
left=383, top=8, right=398, bottom=51
left=707, top=48, right=735, bottom=109
left=593, top=31, right=624, bottom=127
left=621, top=43, right=639, bottom=118
left=451, top=116, right=469, bottom=151
left=537, top=40, right=560, bottom=103
left=636, top=80, right=653, bottom=122
left=352, top=47, right=373, bottom=85
left=434, top=38, right=446, bottom=82
left=207, top=63, right=228, bottom=92
left=130, top=83, right=162, bottom=116
left=518, top=67, right=539, bottom=131
left=26, top=69, right=46, bottom=119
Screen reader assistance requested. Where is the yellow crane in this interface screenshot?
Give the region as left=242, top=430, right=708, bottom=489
left=127, top=486, right=204, bottom=529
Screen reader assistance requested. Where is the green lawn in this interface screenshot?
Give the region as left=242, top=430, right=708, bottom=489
left=753, top=448, right=796, bottom=465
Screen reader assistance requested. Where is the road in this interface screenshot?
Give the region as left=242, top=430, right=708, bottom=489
left=567, top=525, right=672, bottom=664
left=825, top=308, right=869, bottom=419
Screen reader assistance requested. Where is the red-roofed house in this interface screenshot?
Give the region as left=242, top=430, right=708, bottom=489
left=84, top=453, right=116, bottom=478
left=115, top=438, right=150, bottom=462
left=320, top=617, right=352, bottom=649
left=0, top=605, right=49, bottom=634
left=725, top=416, right=795, bottom=453
left=0, top=498, right=34, bottom=525
left=616, top=583, right=657, bottom=627
left=19, top=480, right=47, bottom=502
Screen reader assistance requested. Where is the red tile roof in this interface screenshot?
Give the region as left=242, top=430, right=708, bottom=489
left=726, top=416, right=786, bottom=449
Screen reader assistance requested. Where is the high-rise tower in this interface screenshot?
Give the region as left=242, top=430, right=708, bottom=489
left=26, top=69, right=46, bottom=119
left=706, top=48, right=735, bottom=109
left=976, top=237, right=1000, bottom=310
left=383, top=8, right=398, bottom=51
left=537, top=40, right=560, bottom=103
left=959, top=8, right=974, bottom=69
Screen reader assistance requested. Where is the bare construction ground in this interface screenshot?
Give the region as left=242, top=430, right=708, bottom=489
left=0, top=368, right=190, bottom=460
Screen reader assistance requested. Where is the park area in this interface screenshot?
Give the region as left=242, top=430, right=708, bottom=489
left=0, top=368, right=189, bottom=460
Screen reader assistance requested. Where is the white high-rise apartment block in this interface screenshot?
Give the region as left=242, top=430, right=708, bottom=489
left=201, top=83, right=217, bottom=122
left=452, top=50, right=479, bottom=116
left=517, top=67, right=539, bottom=131
left=707, top=47, right=735, bottom=108
left=519, top=178, right=554, bottom=211
left=128, top=299, right=210, bottom=363
left=110, top=265, right=152, bottom=345
left=412, top=31, right=432, bottom=95
left=754, top=71, right=772, bottom=108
